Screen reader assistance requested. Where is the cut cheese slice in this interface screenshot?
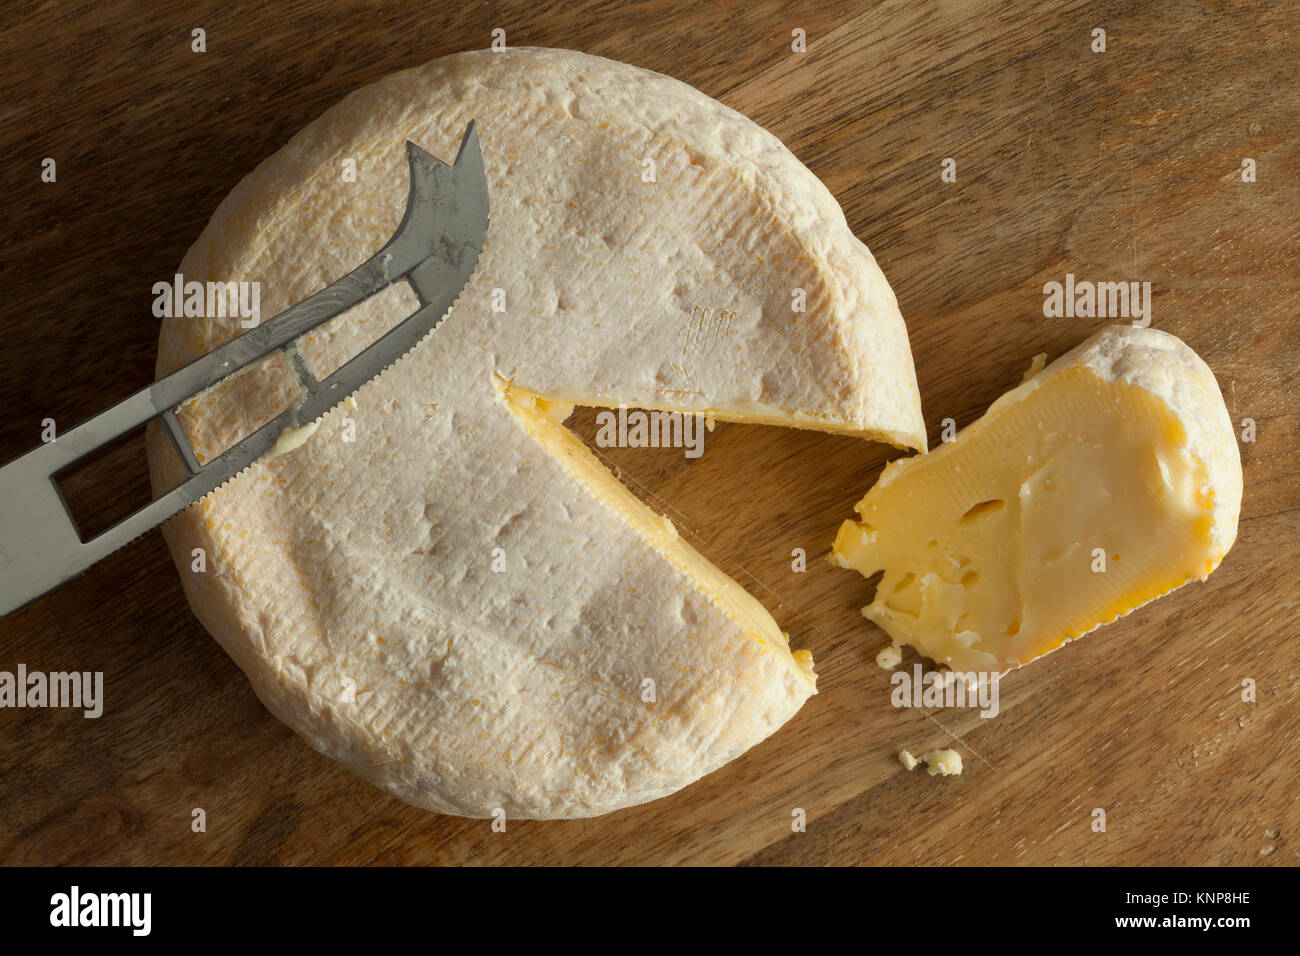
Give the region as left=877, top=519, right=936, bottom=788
left=833, top=326, right=1242, bottom=673
left=146, top=47, right=925, bottom=818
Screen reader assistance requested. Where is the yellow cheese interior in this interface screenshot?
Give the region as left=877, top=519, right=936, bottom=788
left=833, top=366, right=1220, bottom=671
left=501, top=378, right=816, bottom=688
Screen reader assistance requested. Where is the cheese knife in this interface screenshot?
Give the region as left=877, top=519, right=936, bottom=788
left=0, top=121, right=489, bottom=618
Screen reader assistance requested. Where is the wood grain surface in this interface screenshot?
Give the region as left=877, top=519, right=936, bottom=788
left=0, top=0, right=1295, bottom=866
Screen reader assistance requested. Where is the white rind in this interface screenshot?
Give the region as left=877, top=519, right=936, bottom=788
left=148, top=47, right=921, bottom=818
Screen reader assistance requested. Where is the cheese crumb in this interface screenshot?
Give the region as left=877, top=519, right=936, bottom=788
left=899, top=748, right=963, bottom=776
left=876, top=642, right=902, bottom=670
left=1022, top=352, right=1047, bottom=382
left=265, top=420, right=321, bottom=459
left=920, top=748, right=963, bottom=776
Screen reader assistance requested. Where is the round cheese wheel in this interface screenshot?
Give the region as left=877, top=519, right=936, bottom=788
left=148, top=47, right=923, bottom=818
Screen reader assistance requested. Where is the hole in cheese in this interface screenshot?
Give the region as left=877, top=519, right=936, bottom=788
left=832, top=365, right=1220, bottom=672
left=960, top=498, right=1005, bottom=522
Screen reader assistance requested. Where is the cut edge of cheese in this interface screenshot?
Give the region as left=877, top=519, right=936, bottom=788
left=832, top=325, right=1242, bottom=673
left=532, top=386, right=923, bottom=451
left=501, top=377, right=818, bottom=690
left=1018, top=325, right=1240, bottom=560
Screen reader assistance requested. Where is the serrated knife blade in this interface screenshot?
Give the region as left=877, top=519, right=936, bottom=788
left=0, top=121, right=489, bottom=619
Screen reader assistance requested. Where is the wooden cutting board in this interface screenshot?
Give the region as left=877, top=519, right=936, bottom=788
left=0, top=0, right=1294, bottom=866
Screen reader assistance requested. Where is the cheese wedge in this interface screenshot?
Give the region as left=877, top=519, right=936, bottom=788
left=146, top=47, right=925, bottom=818
left=833, top=326, right=1242, bottom=672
